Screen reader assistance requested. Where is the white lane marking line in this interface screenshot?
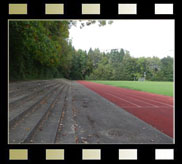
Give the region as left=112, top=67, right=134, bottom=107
left=119, top=106, right=171, bottom=108
left=108, top=88, right=173, bottom=108
left=108, top=92, right=159, bottom=108
left=84, top=83, right=173, bottom=107
left=106, top=93, right=141, bottom=108
left=127, top=94, right=173, bottom=107
left=91, top=83, right=173, bottom=107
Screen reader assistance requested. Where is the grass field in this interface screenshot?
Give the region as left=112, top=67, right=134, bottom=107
left=88, top=80, right=174, bottom=97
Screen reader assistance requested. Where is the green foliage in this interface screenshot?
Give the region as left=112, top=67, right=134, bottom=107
left=70, top=20, right=113, bottom=29
left=9, top=21, right=173, bottom=82
left=85, top=49, right=173, bottom=81
left=160, top=56, right=173, bottom=81
left=9, top=21, right=71, bottom=81
left=87, top=64, right=115, bottom=80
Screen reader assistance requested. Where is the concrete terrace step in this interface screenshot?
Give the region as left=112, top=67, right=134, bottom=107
left=9, top=83, right=63, bottom=128
left=9, top=84, right=66, bottom=144
left=28, top=85, right=69, bottom=144
left=9, top=81, right=60, bottom=105
left=55, top=84, right=76, bottom=144
left=9, top=80, right=53, bottom=97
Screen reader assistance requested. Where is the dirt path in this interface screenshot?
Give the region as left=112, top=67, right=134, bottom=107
left=9, top=79, right=173, bottom=144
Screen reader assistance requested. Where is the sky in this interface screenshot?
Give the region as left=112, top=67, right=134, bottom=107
left=69, top=20, right=174, bottom=58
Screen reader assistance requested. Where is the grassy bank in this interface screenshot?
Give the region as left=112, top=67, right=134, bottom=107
left=88, top=80, right=174, bottom=97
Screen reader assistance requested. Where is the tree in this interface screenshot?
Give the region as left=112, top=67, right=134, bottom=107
left=160, top=56, right=173, bottom=81
left=9, top=21, right=71, bottom=80
left=119, top=53, right=137, bottom=80
left=9, top=21, right=174, bottom=82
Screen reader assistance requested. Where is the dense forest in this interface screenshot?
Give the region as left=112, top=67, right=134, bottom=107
left=9, top=21, right=173, bottom=81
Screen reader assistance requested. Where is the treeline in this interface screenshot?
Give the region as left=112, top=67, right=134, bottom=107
left=9, top=21, right=73, bottom=80
left=9, top=21, right=173, bottom=81
left=71, top=49, right=173, bottom=81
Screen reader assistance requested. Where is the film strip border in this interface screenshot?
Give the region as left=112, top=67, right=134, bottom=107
left=3, top=0, right=178, bottom=163
left=7, top=2, right=175, bottom=17
left=8, top=148, right=175, bottom=160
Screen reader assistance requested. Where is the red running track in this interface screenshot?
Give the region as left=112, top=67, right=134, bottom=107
left=77, top=81, right=174, bottom=138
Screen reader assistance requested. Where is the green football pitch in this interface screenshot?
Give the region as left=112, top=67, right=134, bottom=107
left=88, top=80, right=174, bottom=97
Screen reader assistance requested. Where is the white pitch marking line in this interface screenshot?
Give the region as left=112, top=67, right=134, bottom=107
left=106, top=93, right=141, bottom=108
